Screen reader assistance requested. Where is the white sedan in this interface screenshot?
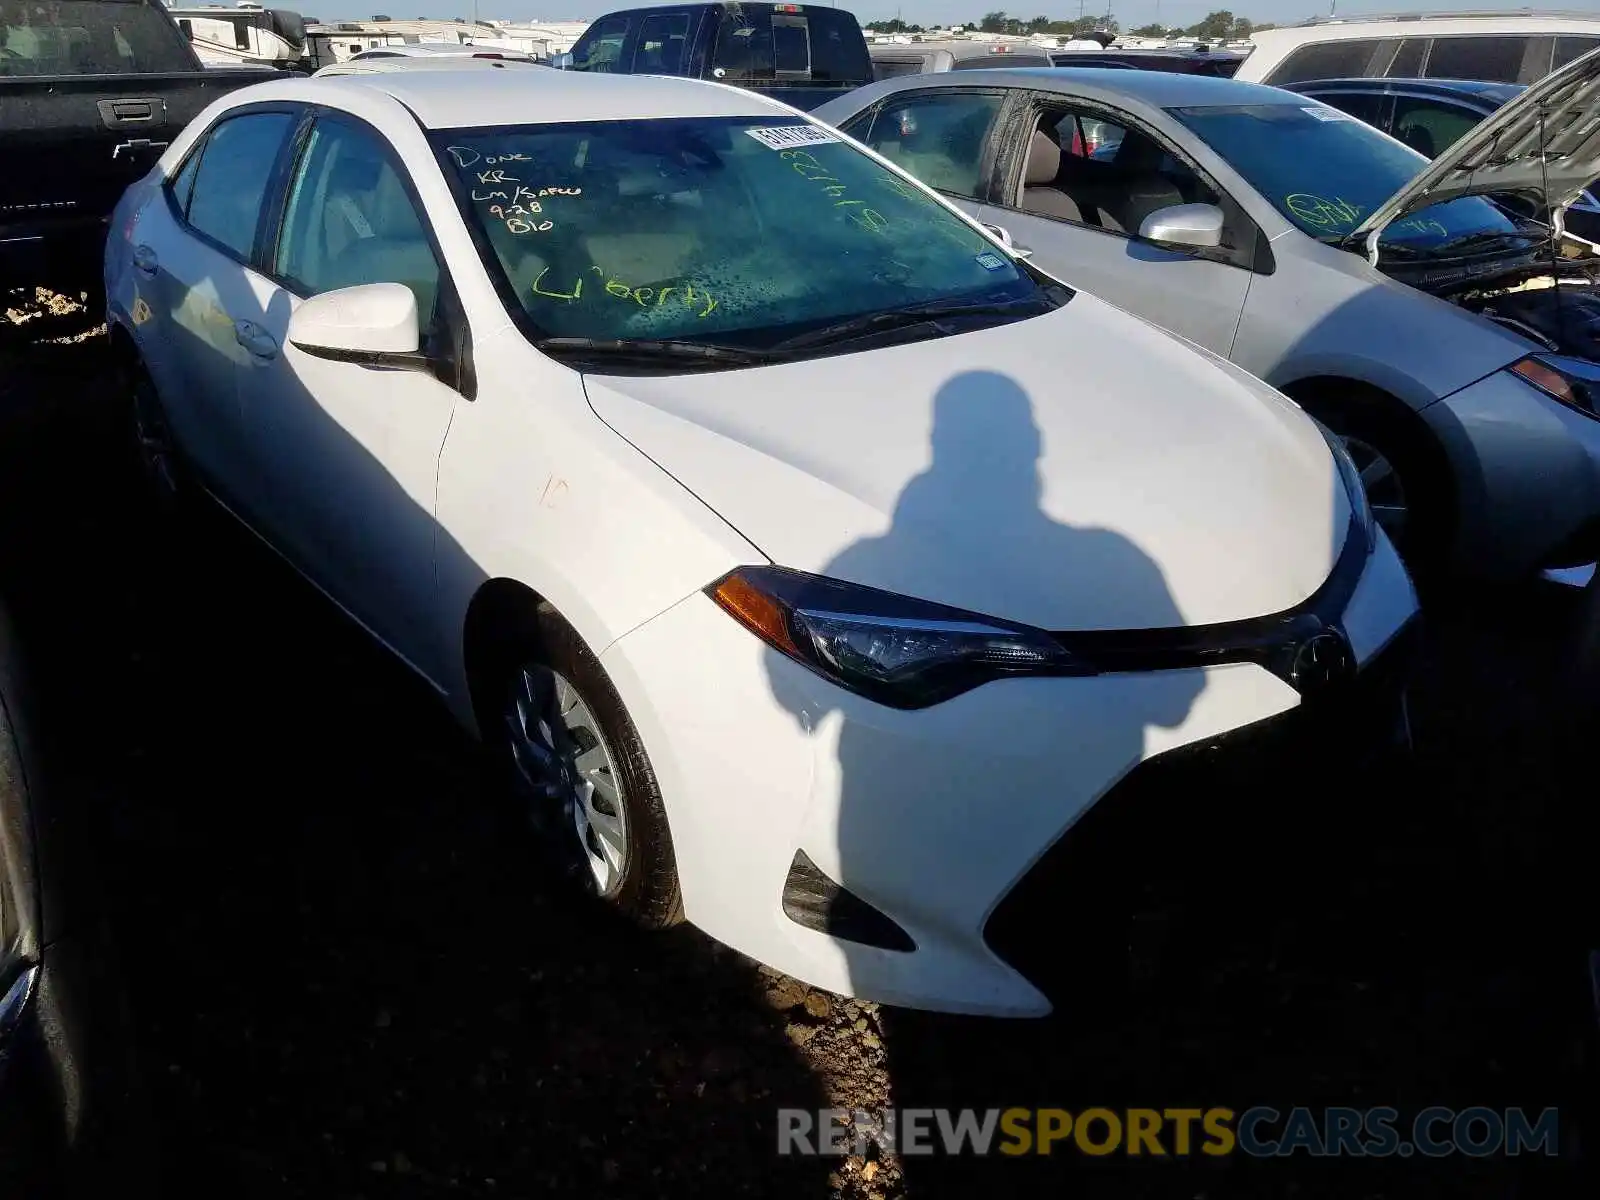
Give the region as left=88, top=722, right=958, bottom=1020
left=105, top=67, right=1418, bottom=1016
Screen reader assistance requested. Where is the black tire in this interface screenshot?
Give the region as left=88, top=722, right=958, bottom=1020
left=490, top=602, right=683, bottom=929
left=123, top=358, right=184, bottom=510
left=1288, top=380, right=1455, bottom=582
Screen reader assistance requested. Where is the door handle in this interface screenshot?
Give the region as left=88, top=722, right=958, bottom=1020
left=233, top=320, right=279, bottom=360
left=96, top=97, right=166, bottom=129
left=132, top=245, right=158, bottom=276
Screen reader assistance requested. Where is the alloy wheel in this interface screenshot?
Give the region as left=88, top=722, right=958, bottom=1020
left=1340, top=433, right=1407, bottom=547
left=504, top=662, right=629, bottom=895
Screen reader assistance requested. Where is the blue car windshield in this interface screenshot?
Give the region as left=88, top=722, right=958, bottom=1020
left=433, top=116, right=1044, bottom=347
left=1171, top=102, right=1526, bottom=253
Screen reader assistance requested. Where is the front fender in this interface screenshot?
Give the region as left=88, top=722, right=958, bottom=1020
left=431, top=330, right=764, bottom=734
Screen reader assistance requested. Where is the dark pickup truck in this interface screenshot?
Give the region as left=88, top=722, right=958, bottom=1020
left=558, top=2, right=873, bottom=112
left=1, top=0, right=267, bottom=297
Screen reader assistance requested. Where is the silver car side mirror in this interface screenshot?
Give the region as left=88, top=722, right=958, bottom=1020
left=1139, top=203, right=1224, bottom=249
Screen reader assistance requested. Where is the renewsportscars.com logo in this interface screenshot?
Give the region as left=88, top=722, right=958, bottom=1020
left=778, top=1106, right=1560, bottom=1159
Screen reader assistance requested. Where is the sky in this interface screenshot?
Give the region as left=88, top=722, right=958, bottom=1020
left=294, top=1, right=1580, bottom=33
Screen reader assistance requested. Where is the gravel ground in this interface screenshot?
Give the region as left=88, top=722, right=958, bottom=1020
left=1, top=313, right=1595, bottom=1198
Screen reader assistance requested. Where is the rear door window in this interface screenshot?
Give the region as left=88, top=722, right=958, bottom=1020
left=1266, top=38, right=1383, bottom=85
left=1423, top=35, right=1527, bottom=83
left=631, top=11, right=690, bottom=74
left=713, top=6, right=869, bottom=83
left=568, top=13, right=628, bottom=72
left=854, top=89, right=1005, bottom=201
left=1555, top=35, right=1600, bottom=71
left=183, top=111, right=296, bottom=262
left=1382, top=37, right=1426, bottom=77
left=0, top=0, right=195, bottom=75
left=1390, top=95, right=1483, bottom=158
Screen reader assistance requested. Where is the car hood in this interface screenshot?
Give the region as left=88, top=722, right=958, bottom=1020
left=1352, top=46, right=1600, bottom=247
left=583, top=298, right=1351, bottom=632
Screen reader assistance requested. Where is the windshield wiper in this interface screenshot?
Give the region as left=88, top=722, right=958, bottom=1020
left=768, top=297, right=1053, bottom=355
left=534, top=336, right=773, bottom=367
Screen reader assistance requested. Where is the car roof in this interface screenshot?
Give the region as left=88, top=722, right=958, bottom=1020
left=1285, top=76, right=1524, bottom=105
left=315, top=57, right=546, bottom=76
left=306, top=68, right=784, bottom=128
left=890, top=67, right=1299, bottom=109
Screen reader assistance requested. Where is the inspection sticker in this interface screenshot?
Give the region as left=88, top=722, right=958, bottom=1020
left=975, top=251, right=1007, bottom=271
left=745, top=124, right=841, bottom=150
left=1302, top=105, right=1355, bottom=123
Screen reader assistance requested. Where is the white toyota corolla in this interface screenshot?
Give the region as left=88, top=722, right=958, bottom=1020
left=105, top=67, right=1418, bottom=1016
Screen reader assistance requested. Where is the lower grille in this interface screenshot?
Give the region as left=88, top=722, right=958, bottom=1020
left=982, top=620, right=1419, bottom=1007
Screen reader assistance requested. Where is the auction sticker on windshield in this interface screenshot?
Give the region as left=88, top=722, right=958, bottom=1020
left=1301, top=106, right=1354, bottom=123
left=746, top=125, right=841, bottom=150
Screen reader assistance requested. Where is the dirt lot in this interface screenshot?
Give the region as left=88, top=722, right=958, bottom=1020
left=1, top=316, right=1595, bottom=1198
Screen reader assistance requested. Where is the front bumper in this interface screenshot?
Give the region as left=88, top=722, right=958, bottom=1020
left=983, top=615, right=1417, bottom=1009
left=600, top=530, right=1417, bottom=1017
left=1424, top=367, right=1600, bottom=576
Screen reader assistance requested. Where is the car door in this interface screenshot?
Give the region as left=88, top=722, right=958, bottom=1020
left=132, top=107, right=300, bottom=509
left=985, top=96, right=1257, bottom=357
left=837, top=86, right=1016, bottom=226
left=232, top=112, right=464, bottom=677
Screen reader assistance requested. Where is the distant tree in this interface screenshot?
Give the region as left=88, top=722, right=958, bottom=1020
left=1231, top=17, right=1254, bottom=38
left=978, top=11, right=1010, bottom=32
left=1186, top=10, right=1235, bottom=41
left=865, top=19, right=925, bottom=33
left=1129, top=22, right=1166, bottom=37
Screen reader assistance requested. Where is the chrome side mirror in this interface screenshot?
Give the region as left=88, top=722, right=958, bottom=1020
left=1138, top=202, right=1224, bottom=249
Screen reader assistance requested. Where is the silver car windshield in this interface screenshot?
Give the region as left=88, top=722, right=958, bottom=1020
left=434, top=116, right=1042, bottom=347
left=1171, top=102, right=1528, bottom=253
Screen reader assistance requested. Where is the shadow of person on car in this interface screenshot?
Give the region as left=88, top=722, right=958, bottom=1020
left=764, top=368, right=1207, bottom=1192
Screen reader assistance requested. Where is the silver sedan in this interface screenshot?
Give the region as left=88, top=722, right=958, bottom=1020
left=815, top=58, right=1600, bottom=582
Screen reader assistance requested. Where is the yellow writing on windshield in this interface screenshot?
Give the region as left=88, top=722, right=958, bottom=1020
left=1286, top=193, right=1363, bottom=230
left=1396, top=216, right=1449, bottom=237
left=780, top=148, right=889, bottom=234
left=528, top=266, right=718, bottom=318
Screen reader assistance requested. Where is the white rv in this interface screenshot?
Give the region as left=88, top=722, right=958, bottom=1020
left=168, top=2, right=307, bottom=68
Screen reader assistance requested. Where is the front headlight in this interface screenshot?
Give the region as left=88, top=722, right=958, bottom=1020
left=1315, top=422, right=1376, bottom=551
left=708, top=566, right=1087, bottom=708
left=1510, top=354, right=1600, bottom=418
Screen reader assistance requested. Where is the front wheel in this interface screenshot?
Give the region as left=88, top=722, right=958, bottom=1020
left=1292, top=384, right=1453, bottom=577
left=495, top=604, right=683, bottom=928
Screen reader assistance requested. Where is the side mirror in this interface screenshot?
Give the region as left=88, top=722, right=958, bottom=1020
left=981, top=222, right=1034, bottom=259
left=1138, top=202, right=1224, bottom=249
left=551, top=50, right=574, bottom=69
left=288, top=282, right=426, bottom=368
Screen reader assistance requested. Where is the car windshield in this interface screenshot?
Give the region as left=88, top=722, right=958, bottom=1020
left=1170, top=102, right=1527, bottom=255
left=434, top=116, right=1049, bottom=352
